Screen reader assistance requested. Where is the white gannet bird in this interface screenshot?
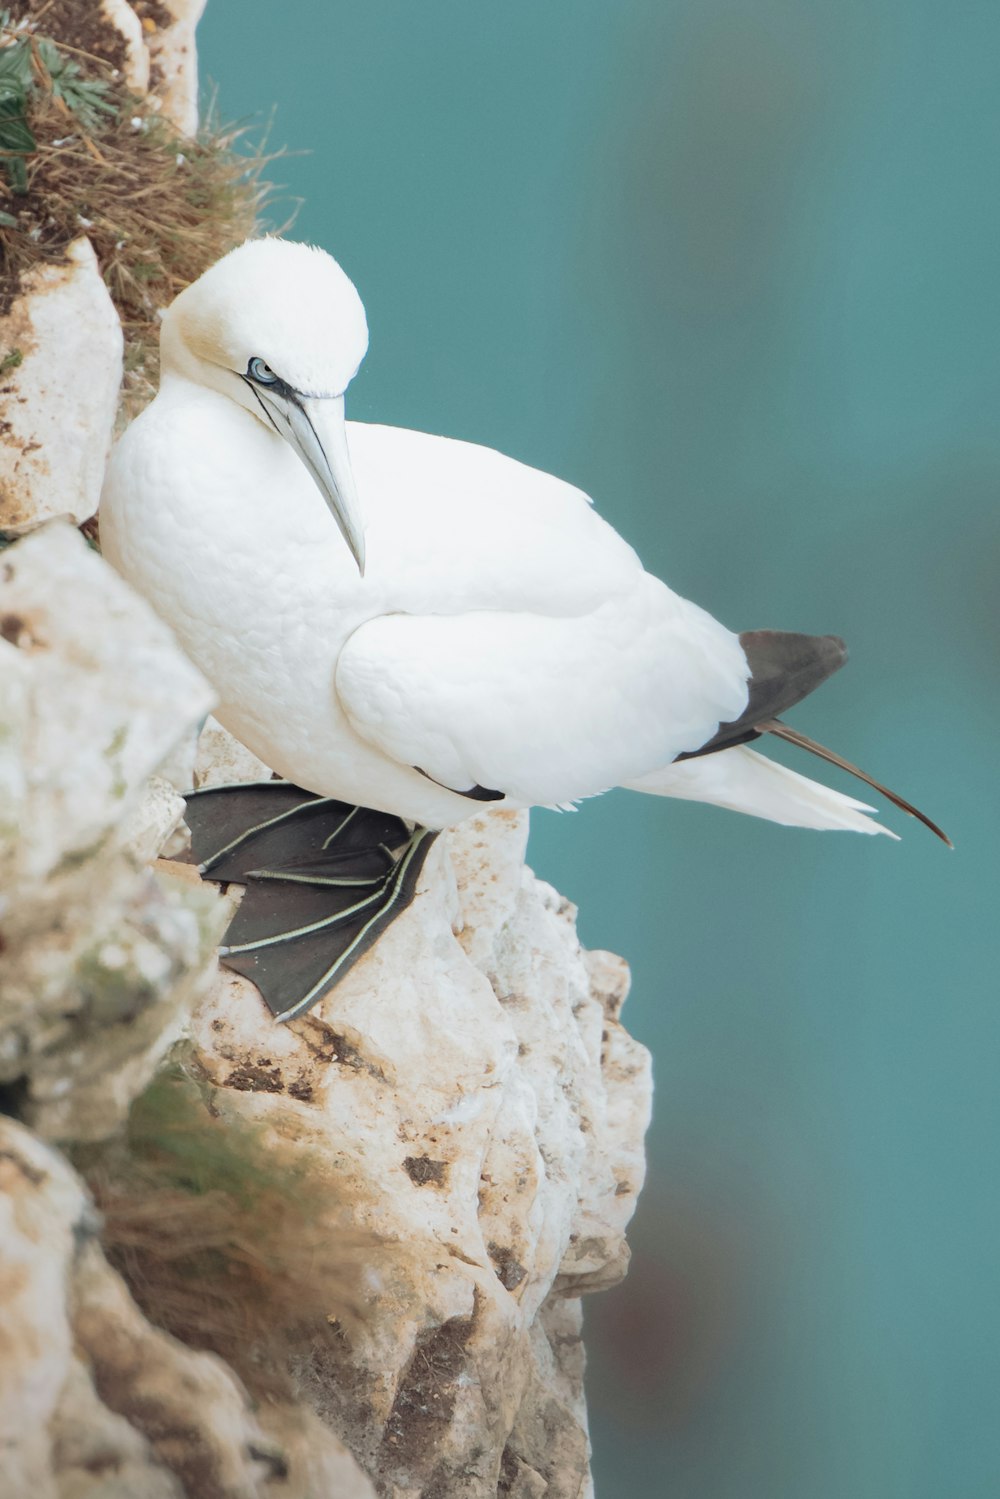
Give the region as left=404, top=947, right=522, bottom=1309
left=100, top=238, right=948, bottom=1020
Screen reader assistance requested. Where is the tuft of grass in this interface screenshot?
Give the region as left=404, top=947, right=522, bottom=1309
left=76, top=1061, right=376, bottom=1396
left=0, top=20, right=288, bottom=418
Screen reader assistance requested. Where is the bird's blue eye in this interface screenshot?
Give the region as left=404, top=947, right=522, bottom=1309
left=248, top=357, right=278, bottom=384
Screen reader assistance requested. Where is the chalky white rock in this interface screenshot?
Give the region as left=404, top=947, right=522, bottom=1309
left=100, top=238, right=945, bottom=1017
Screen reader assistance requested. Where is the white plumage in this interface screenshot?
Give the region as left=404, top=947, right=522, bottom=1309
left=100, top=238, right=892, bottom=839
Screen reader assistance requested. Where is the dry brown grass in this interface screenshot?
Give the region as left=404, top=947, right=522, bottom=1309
left=0, top=26, right=287, bottom=416
left=77, top=1063, right=376, bottom=1397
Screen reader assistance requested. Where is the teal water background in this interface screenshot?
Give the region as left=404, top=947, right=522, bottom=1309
left=199, top=4, right=999, bottom=1495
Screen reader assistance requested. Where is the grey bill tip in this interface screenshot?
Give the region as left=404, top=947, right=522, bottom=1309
left=265, top=390, right=367, bottom=575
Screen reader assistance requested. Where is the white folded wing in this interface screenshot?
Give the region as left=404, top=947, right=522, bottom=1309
left=336, top=587, right=747, bottom=804
left=338, top=421, right=751, bottom=805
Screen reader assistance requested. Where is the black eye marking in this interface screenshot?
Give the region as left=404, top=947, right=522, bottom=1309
left=243, top=379, right=281, bottom=433
left=242, top=358, right=299, bottom=406
left=247, top=356, right=279, bottom=385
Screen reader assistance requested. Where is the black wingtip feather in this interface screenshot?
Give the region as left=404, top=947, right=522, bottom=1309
left=677, top=628, right=851, bottom=761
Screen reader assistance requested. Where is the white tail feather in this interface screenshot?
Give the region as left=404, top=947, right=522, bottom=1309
left=625, top=744, right=898, bottom=838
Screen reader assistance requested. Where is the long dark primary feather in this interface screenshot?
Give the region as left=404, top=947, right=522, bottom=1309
left=758, top=718, right=953, bottom=847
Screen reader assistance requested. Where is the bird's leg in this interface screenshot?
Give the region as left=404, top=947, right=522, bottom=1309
left=181, top=781, right=439, bottom=1021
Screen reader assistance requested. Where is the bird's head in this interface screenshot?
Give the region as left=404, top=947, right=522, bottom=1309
left=160, top=237, right=370, bottom=574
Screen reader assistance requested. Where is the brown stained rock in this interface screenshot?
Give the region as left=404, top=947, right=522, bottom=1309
left=132, top=0, right=177, bottom=30
left=0, top=1119, right=277, bottom=1499
left=379, top=1309, right=478, bottom=1479
left=71, top=1242, right=285, bottom=1499
left=0, top=1117, right=376, bottom=1496
left=0, top=240, right=122, bottom=536
left=0, top=1122, right=91, bottom=1498
left=0, top=712, right=645, bottom=1496
left=101, top=0, right=153, bottom=91
left=182, top=796, right=652, bottom=1499
left=51, top=1354, right=185, bottom=1499
left=250, top=1404, right=378, bottom=1499
left=139, top=0, right=208, bottom=135
left=487, top=1242, right=528, bottom=1293
left=404, top=1155, right=450, bottom=1187
left=0, top=1118, right=378, bottom=1498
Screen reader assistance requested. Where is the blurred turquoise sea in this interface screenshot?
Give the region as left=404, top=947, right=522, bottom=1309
left=200, top=4, right=999, bottom=1495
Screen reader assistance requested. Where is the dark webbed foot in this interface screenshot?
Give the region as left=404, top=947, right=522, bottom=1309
left=183, top=782, right=439, bottom=1021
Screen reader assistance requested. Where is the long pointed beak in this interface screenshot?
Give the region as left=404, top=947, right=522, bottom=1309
left=260, top=390, right=366, bottom=575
